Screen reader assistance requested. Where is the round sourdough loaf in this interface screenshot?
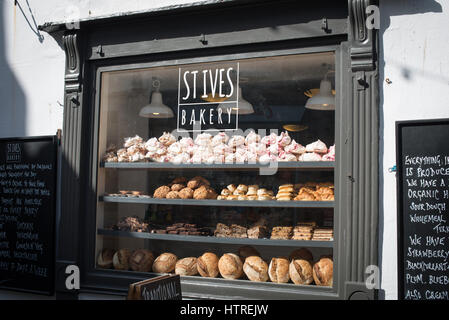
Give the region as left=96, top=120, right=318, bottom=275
left=289, top=259, right=313, bottom=285
left=243, top=256, right=268, bottom=282
left=312, top=257, right=333, bottom=286
left=268, top=257, right=290, bottom=283
left=129, top=249, right=154, bottom=272
left=175, top=257, right=198, bottom=276
left=197, top=252, right=219, bottom=278
left=112, top=248, right=131, bottom=270
left=152, top=252, right=178, bottom=273
left=218, top=253, right=243, bottom=279
left=97, top=248, right=115, bottom=269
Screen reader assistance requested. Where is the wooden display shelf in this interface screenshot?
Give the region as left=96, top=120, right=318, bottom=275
left=97, top=229, right=334, bottom=248
left=100, top=195, right=334, bottom=208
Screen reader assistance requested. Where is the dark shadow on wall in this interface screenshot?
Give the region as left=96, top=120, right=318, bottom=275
left=377, top=0, right=443, bottom=300
left=0, top=1, right=27, bottom=138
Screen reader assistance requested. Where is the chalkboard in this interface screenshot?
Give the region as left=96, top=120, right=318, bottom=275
left=0, top=136, right=58, bottom=295
left=396, top=119, right=449, bottom=300
left=127, top=275, right=182, bottom=300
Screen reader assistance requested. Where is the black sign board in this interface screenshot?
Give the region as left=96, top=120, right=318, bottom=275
left=0, top=136, right=58, bottom=295
left=127, top=274, right=182, bottom=300
left=396, top=119, right=449, bottom=300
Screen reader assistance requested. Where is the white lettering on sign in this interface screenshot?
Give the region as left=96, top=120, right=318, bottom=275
left=177, top=63, right=239, bottom=132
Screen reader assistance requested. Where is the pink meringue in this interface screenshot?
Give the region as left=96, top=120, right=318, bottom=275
left=305, top=139, right=328, bottom=154
left=245, top=131, right=261, bottom=145
left=248, top=142, right=267, bottom=156
left=194, top=133, right=212, bottom=146
left=298, top=152, right=322, bottom=161
left=179, top=137, right=194, bottom=148
left=211, top=132, right=229, bottom=146
left=261, top=133, right=278, bottom=145
left=277, top=131, right=292, bottom=147
left=284, top=139, right=306, bottom=155
left=322, top=144, right=335, bottom=161
left=279, top=152, right=297, bottom=162
left=167, top=142, right=183, bottom=155
left=158, top=132, right=177, bottom=146
left=124, top=135, right=143, bottom=148
left=228, top=135, right=245, bottom=147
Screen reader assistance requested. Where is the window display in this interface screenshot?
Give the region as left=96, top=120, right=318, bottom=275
left=95, top=52, right=336, bottom=288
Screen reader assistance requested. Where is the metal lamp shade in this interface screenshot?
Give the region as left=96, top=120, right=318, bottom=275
left=305, top=79, right=335, bottom=111
left=139, top=91, right=174, bottom=118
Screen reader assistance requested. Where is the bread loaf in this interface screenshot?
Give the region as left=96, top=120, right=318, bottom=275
left=112, top=248, right=131, bottom=270
left=218, top=253, right=243, bottom=280
left=313, top=257, right=333, bottom=286
left=243, top=256, right=269, bottom=282
left=289, top=259, right=313, bottom=285
left=97, top=248, right=115, bottom=269
left=129, top=249, right=154, bottom=272
left=152, top=253, right=178, bottom=273
left=175, top=257, right=198, bottom=276
left=197, top=252, right=219, bottom=278
left=268, top=257, right=290, bottom=283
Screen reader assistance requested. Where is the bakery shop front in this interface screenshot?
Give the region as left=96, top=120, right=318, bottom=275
left=42, top=0, right=379, bottom=300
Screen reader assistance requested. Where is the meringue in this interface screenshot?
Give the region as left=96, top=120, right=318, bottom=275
left=228, top=135, right=245, bottom=147
left=194, top=133, right=212, bottom=146
left=298, top=152, right=322, bottom=161
left=305, top=139, right=328, bottom=154
left=158, top=132, right=177, bottom=146
left=211, top=132, right=229, bottom=146
left=124, top=135, right=143, bottom=148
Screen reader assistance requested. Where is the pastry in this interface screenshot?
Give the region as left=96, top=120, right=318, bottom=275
left=129, top=249, right=155, bottom=272
left=112, top=249, right=131, bottom=270
left=152, top=253, right=178, bottom=273
left=270, top=226, right=293, bottom=240
left=230, top=224, right=248, bottom=238
left=247, top=185, right=259, bottom=196
left=170, top=183, right=185, bottom=192
left=313, top=257, right=333, bottom=286
left=217, top=195, right=227, bottom=200
left=218, top=253, right=243, bottom=280
left=175, top=257, right=198, bottom=276
left=187, top=176, right=210, bottom=189
left=153, top=185, right=171, bottom=199
left=221, top=189, right=231, bottom=196
left=193, top=185, right=216, bottom=200
left=294, top=187, right=316, bottom=201
left=243, top=256, right=269, bottom=282
left=237, top=184, right=248, bottom=193
left=268, top=257, right=290, bottom=283
left=238, top=246, right=260, bottom=260
left=97, top=248, right=115, bottom=269
left=178, top=187, right=194, bottom=199
left=166, top=191, right=180, bottom=199
left=227, top=184, right=237, bottom=193
left=247, top=225, right=269, bottom=239
left=197, top=252, right=219, bottom=278
left=289, top=248, right=314, bottom=262
left=233, top=189, right=246, bottom=196
left=237, top=195, right=248, bottom=201
left=289, top=259, right=314, bottom=285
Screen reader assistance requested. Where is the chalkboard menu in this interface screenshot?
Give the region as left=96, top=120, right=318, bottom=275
left=127, top=275, right=182, bottom=300
left=397, top=119, right=449, bottom=300
left=0, top=136, right=58, bottom=295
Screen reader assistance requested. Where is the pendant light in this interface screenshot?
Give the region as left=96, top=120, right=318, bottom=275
left=139, top=79, right=174, bottom=118
left=305, top=72, right=335, bottom=111
left=217, top=86, right=254, bottom=115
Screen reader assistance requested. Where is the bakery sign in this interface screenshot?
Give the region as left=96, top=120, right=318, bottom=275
left=127, top=274, right=182, bottom=300
left=177, top=62, right=239, bottom=132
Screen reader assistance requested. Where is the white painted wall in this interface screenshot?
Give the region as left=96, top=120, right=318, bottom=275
left=378, top=0, right=449, bottom=300
left=1, top=0, right=449, bottom=300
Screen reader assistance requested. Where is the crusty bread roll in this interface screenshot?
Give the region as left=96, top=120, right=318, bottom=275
left=97, top=248, right=115, bottom=269
left=313, top=257, right=333, bottom=286
left=268, top=257, right=290, bottom=283
left=129, top=249, right=154, bottom=272
left=175, top=257, right=198, bottom=276
left=227, top=184, right=237, bottom=192
left=243, top=256, right=269, bottom=282
left=112, top=248, right=131, bottom=270
left=218, top=253, right=243, bottom=279
left=238, top=246, right=260, bottom=261
left=237, top=184, right=248, bottom=193
left=197, top=252, right=219, bottom=278
left=289, top=248, right=314, bottom=262
left=289, top=259, right=313, bottom=285
left=152, top=253, right=178, bottom=273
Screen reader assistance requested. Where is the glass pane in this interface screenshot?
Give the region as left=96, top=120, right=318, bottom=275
left=95, top=52, right=335, bottom=289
